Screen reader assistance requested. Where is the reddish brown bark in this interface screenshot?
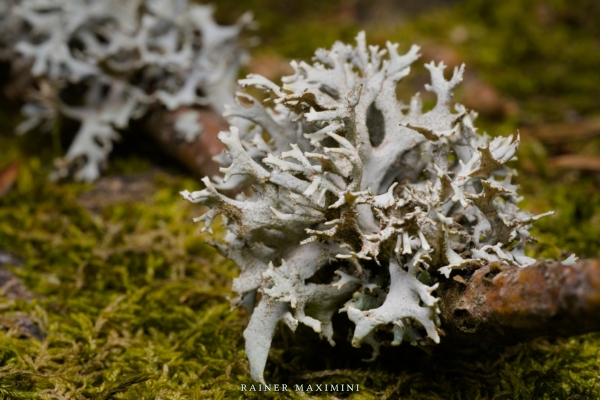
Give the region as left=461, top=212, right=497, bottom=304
left=520, top=117, right=600, bottom=144
left=439, top=259, right=600, bottom=345
left=549, top=154, right=600, bottom=171
left=0, top=162, right=19, bottom=197
left=144, top=106, right=227, bottom=179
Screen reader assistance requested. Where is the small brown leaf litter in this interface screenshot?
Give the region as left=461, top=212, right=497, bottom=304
left=0, top=161, right=19, bottom=197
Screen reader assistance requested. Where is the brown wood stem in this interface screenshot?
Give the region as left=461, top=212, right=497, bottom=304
left=439, top=259, right=600, bottom=345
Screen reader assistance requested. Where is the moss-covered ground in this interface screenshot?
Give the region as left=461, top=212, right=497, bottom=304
left=1, top=0, right=599, bottom=398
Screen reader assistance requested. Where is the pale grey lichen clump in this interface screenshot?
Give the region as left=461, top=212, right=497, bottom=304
left=2, top=0, right=252, bottom=181
left=181, top=32, right=553, bottom=383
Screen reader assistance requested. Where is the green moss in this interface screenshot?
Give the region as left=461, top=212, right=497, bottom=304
left=206, top=0, right=360, bottom=60
left=106, top=156, right=153, bottom=177
left=209, top=0, right=600, bottom=124
left=453, top=0, right=600, bottom=122
left=0, top=155, right=253, bottom=399
left=1, top=122, right=599, bottom=399
left=521, top=174, right=600, bottom=259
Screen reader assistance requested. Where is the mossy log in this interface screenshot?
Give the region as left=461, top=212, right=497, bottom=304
left=439, top=259, right=600, bottom=346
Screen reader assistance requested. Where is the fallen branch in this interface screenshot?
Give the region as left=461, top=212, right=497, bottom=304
left=439, top=259, right=600, bottom=346
left=549, top=154, right=600, bottom=171
left=521, top=117, right=600, bottom=144
left=143, top=106, right=227, bottom=179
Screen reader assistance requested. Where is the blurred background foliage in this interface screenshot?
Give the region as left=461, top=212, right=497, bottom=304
left=0, top=0, right=599, bottom=398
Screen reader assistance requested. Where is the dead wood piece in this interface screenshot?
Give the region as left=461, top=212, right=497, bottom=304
left=439, top=259, right=600, bottom=346
left=521, top=117, right=600, bottom=144
left=145, top=106, right=227, bottom=179
left=549, top=154, right=600, bottom=171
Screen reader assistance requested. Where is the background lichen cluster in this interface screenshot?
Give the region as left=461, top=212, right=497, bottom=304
left=0, top=0, right=599, bottom=398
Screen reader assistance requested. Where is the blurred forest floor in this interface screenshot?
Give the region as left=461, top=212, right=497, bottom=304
left=0, top=0, right=600, bottom=398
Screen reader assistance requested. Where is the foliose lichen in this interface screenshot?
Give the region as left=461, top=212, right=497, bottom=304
left=1, top=0, right=253, bottom=181
left=182, top=31, right=554, bottom=384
